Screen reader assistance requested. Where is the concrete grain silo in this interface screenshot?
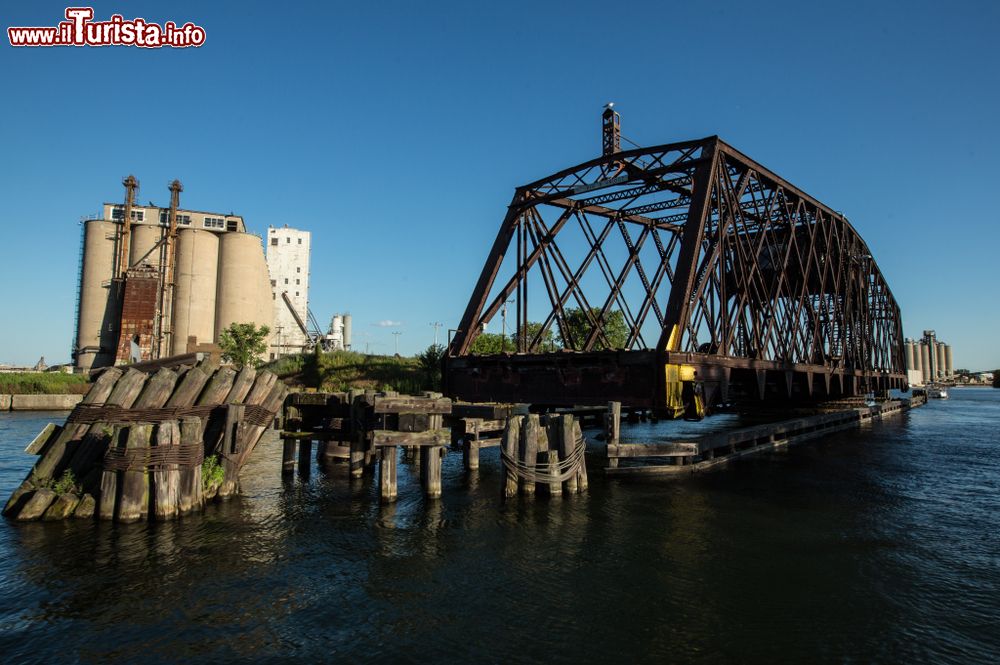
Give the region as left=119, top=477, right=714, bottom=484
left=920, top=342, right=931, bottom=384
left=945, top=345, right=953, bottom=377
left=936, top=342, right=946, bottom=379
left=343, top=314, right=352, bottom=350
left=129, top=224, right=164, bottom=268
left=73, top=178, right=278, bottom=370
left=76, top=220, right=118, bottom=370
left=215, top=232, right=273, bottom=342
left=171, top=228, right=219, bottom=356
left=904, top=340, right=915, bottom=371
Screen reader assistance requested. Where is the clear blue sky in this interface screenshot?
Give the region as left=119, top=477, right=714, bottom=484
left=1, top=1, right=997, bottom=369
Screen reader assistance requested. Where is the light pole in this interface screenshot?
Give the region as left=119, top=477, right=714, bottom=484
left=430, top=321, right=443, bottom=347
left=501, top=297, right=514, bottom=352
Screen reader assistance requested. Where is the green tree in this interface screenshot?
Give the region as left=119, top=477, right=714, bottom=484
left=470, top=332, right=508, bottom=355
left=563, top=308, right=629, bottom=350
left=418, top=344, right=445, bottom=390
left=515, top=321, right=558, bottom=352
left=219, top=322, right=270, bottom=368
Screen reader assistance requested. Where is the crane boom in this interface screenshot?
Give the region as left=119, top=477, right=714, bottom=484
left=281, top=291, right=312, bottom=340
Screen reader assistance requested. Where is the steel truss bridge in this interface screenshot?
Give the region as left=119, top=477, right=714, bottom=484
left=444, top=109, right=906, bottom=417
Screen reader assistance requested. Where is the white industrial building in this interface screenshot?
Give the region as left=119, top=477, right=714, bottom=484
left=266, top=225, right=311, bottom=359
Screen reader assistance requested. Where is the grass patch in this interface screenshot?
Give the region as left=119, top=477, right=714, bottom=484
left=262, top=350, right=430, bottom=394
left=52, top=470, right=79, bottom=495
left=31, top=469, right=79, bottom=494
left=262, top=354, right=306, bottom=379
left=202, top=455, right=225, bottom=492
left=0, top=372, right=90, bottom=395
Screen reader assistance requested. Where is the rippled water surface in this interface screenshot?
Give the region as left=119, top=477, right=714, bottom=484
left=1, top=390, right=999, bottom=664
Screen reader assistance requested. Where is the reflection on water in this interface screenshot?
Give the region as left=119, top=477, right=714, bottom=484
left=1, top=392, right=999, bottom=663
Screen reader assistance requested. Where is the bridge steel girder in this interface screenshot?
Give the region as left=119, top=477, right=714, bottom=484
left=445, top=136, right=907, bottom=411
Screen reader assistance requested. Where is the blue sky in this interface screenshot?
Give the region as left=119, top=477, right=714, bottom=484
left=1, top=0, right=998, bottom=369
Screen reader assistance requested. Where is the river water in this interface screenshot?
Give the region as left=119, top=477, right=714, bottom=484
left=0, top=389, right=998, bottom=664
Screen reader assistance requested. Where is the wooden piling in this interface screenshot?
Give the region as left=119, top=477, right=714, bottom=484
left=225, top=365, right=257, bottom=404
left=520, top=415, right=540, bottom=496
left=420, top=445, right=444, bottom=499
left=282, top=438, right=296, bottom=475
left=558, top=415, right=579, bottom=494
left=349, top=393, right=366, bottom=478
left=573, top=420, right=589, bottom=491
left=465, top=438, right=480, bottom=471
left=297, top=439, right=312, bottom=477
left=543, top=450, right=561, bottom=496
left=217, top=403, right=245, bottom=498
left=117, top=423, right=152, bottom=523
left=178, top=417, right=203, bottom=514
left=98, top=425, right=125, bottom=521
left=502, top=415, right=523, bottom=499
left=606, top=401, right=621, bottom=469
left=380, top=446, right=398, bottom=503
left=152, top=420, right=181, bottom=521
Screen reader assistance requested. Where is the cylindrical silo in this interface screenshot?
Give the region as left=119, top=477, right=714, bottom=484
left=343, top=314, right=352, bottom=350
left=920, top=343, right=931, bottom=384
left=331, top=314, right=344, bottom=350
left=912, top=341, right=922, bottom=373
left=936, top=342, right=946, bottom=378
left=945, top=345, right=953, bottom=377
left=904, top=340, right=915, bottom=371
left=129, top=224, right=164, bottom=267
left=76, top=220, right=117, bottom=369
left=216, top=233, right=273, bottom=345
left=172, top=228, right=219, bottom=356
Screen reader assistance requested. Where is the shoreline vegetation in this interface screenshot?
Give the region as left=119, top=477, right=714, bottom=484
left=0, top=373, right=90, bottom=395
left=261, top=348, right=441, bottom=394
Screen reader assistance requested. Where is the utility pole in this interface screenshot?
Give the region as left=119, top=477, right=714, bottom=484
left=392, top=331, right=402, bottom=355
left=429, top=321, right=443, bottom=347
left=501, top=298, right=514, bottom=352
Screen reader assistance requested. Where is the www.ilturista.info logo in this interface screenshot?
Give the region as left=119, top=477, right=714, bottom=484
left=8, top=7, right=205, bottom=48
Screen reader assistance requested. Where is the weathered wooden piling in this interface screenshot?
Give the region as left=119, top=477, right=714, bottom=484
left=420, top=445, right=445, bottom=499
left=98, top=425, right=125, bottom=521
left=178, top=417, right=203, bottom=514
left=4, top=357, right=285, bottom=523
left=464, top=431, right=480, bottom=470
left=573, top=419, right=589, bottom=491
left=282, top=438, right=296, bottom=475
left=519, top=415, right=539, bottom=496
left=605, top=401, right=621, bottom=469
left=349, top=392, right=366, bottom=479
left=557, top=415, right=578, bottom=494
left=152, top=420, right=181, bottom=521
left=297, top=438, right=312, bottom=477
left=117, top=423, right=152, bottom=523
left=502, top=415, right=524, bottom=499
left=380, top=446, right=398, bottom=503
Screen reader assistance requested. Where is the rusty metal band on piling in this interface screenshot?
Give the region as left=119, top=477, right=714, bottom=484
left=67, top=403, right=275, bottom=427
left=102, top=441, right=204, bottom=472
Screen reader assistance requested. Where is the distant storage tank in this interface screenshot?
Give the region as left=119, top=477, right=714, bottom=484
left=76, top=220, right=118, bottom=370
left=129, top=224, right=163, bottom=268
left=330, top=314, right=344, bottom=350
left=343, top=313, right=352, bottom=350
left=215, top=232, right=273, bottom=344
left=172, top=229, right=219, bottom=356
left=920, top=343, right=931, bottom=384
left=937, top=342, right=946, bottom=378
left=904, top=340, right=915, bottom=371
left=912, top=341, right=922, bottom=373
left=945, top=345, right=953, bottom=377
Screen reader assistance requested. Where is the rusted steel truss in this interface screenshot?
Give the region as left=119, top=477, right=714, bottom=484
left=445, top=134, right=907, bottom=413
